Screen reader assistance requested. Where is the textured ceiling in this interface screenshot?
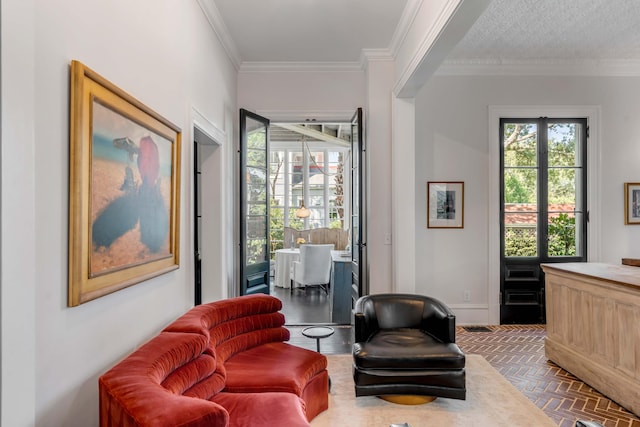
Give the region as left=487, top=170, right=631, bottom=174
left=448, top=0, right=640, bottom=61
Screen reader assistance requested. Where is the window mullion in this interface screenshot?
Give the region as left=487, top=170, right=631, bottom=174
left=539, top=118, right=549, bottom=261
left=303, top=147, right=309, bottom=228
left=284, top=149, right=290, bottom=226
left=324, top=149, right=329, bottom=227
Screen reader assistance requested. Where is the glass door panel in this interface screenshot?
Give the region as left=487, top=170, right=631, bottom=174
left=239, top=109, right=270, bottom=295
left=500, top=117, right=587, bottom=324
left=351, top=108, right=366, bottom=305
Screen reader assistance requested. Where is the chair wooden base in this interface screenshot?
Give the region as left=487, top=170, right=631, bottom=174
left=378, top=395, right=437, bottom=405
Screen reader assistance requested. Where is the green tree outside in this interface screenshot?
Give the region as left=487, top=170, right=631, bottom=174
left=268, top=148, right=345, bottom=260
left=504, top=123, right=578, bottom=256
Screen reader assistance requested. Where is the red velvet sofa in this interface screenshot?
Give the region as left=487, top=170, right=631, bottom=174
left=99, top=294, right=329, bottom=426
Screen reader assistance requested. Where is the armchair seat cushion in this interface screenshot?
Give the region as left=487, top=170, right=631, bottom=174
left=353, top=329, right=466, bottom=370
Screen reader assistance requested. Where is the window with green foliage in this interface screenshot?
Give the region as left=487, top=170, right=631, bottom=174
left=269, top=146, right=348, bottom=259
left=502, top=119, right=586, bottom=259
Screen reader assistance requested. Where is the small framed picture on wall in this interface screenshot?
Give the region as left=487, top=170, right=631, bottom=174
left=624, top=182, right=640, bottom=224
left=427, top=181, right=464, bottom=229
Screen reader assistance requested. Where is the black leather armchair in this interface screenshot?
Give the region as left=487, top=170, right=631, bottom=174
left=352, top=293, right=466, bottom=400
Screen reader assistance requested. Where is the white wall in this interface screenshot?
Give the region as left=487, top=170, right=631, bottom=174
left=364, top=60, right=395, bottom=294
left=2, top=0, right=237, bottom=425
left=1, top=0, right=37, bottom=425
left=238, top=69, right=366, bottom=117
left=389, top=0, right=490, bottom=292
left=414, top=74, right=640, bottom=324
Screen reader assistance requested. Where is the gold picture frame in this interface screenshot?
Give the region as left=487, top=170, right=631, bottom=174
left=68, top=60, right=181, bottom=306
left=624, top=182, right=640, bottom=225
left=427, top=181, right=464, bottom=229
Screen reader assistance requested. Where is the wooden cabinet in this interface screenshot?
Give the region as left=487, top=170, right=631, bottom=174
left=543, top=263, right=640, bottom=417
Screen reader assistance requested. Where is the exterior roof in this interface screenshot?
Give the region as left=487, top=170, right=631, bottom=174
left=504, top=204, right=575, bottom=225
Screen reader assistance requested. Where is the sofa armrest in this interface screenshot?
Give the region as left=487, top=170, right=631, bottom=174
left=99, top=331, right=229, bottom=427
left=99, top=379, right=229, bottom=427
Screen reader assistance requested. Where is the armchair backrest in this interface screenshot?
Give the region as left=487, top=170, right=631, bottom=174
left=354, top=293, right=457, bottom=344
left=294, top=244, right=334, bottom=285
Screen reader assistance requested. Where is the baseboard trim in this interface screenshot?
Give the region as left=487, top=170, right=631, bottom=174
left=448, top=304, right=490, bottom=325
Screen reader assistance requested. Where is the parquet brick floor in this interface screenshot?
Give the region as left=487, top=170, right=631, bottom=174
left=288, top=324, right=640, bottom=426
left=456, top=325, right=640, bottom=427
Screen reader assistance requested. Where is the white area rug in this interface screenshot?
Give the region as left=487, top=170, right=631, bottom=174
left=311, top=354, right=557, bottom=427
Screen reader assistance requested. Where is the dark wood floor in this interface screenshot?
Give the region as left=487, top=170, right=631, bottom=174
left=274, top=287, right=640, bottom=427
left=272, top=282, right=332, bottom=324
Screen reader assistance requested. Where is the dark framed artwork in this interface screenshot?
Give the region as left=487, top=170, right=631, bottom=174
left=624, top=182, right=640, bottom=225
left=68, top=60, right=181, bottom=306
left=427, top=181, right=464, bottom=229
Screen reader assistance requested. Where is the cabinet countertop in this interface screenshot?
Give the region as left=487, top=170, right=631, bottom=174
left=542, top=262, right=640, bottom=290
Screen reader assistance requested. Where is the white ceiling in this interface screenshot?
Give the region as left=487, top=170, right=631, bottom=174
left=209, top=0, right=640, bottom=72
left=212, top=0, right=407, bottom=64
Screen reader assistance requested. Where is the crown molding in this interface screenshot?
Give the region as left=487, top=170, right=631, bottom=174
left=196, top=0, right=242, bottom=71
left=239, top=51, right=395, bottom=73
left=437, top=58, right=640, bottom=76
left=238, top=61, right=363, bottom=73
left=360, top=48, right=394, bottom=69
left=388, top=0, right=423, bottom=59
left=393, top=0, right=463, bottom=97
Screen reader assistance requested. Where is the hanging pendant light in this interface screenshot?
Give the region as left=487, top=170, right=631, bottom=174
left=295, top=137, right=311, bottom=218
left=295, top=201, right=311, bottom=218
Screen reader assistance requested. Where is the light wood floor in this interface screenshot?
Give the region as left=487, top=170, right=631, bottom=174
left=275, top=288, right=640, bottom=427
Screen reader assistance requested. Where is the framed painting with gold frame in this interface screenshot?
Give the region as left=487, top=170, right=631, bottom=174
left=68, top=60, right=181, bottom=306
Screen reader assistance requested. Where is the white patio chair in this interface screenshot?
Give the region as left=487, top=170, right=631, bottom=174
left=291, top=244, right=334, bottom=294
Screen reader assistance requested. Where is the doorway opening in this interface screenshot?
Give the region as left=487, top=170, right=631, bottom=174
left=239, top=109, right=365, bottom=326
left=193, top=121, right=226, bottom=306
left=268, top=121, right=352, bottom=324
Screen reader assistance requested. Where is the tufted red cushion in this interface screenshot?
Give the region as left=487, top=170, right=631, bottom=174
left=164, top=294, right=287, bottom=338
left=223, top=342, right=329, bottom=421
left=99, top=332, right=228, bottom=427
left=164, top=295, right=291, bottom=363
left=223, top=342, right=326, bottom=395
left=211, top=392, right=311, bottom=427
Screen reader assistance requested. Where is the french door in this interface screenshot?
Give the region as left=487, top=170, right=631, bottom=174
left=239, top=109, right=271, bottom=295
left=500, top=117, right=587, bottom=324
left=238, top=108, right=366, bottom=304
left=350, top=108, right=367, bottom=304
